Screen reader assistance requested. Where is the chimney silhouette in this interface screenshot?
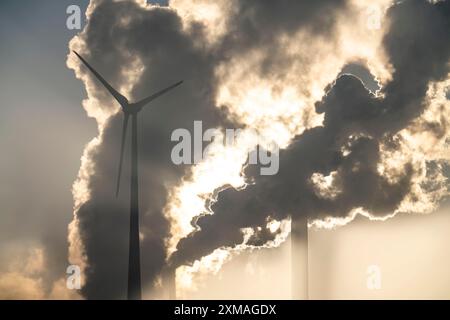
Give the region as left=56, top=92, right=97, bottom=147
left=163, top=266, right=176, bottom=299
left=291, top=215, right=309, bottom=300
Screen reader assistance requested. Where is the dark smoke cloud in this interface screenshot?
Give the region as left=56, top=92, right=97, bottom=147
left=72, top=0, right=349, bottom=299
left=73, top=0, right=224, bottom=299
left=188, top=0, right=346, bottom=52
left=172, top=0, right=450, bottom=267
left=216, top=0, right=347, bottom=72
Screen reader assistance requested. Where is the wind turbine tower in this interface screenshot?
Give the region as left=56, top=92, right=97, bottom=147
left=74, top=51, right=182, bottom=300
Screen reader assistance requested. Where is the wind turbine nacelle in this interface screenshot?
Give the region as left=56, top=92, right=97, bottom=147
left=124, top=103, right=143, bottom=115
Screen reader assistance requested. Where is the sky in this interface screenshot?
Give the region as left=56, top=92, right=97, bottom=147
left=0, top=0, right=92, bottom=298
left=0, top=0, right=449, bottom=300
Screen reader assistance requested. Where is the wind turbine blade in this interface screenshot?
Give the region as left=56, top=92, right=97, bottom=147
left=73, top=51, right=129, bottom=107
left=134, top=81, right=183, bottom=109
left=116, top=114, right=129, bottom=198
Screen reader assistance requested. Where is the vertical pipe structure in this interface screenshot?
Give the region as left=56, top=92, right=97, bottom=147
left=291, top=215, right=308, bottom=300
left=163, top=267, right=176, bottom=299
left=128, top=113, right=142, bottom=300
left=168, top=270, right=176, bottom=300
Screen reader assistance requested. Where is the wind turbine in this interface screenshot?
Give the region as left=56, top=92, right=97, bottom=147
left=73, top=51, right=183, bottom=300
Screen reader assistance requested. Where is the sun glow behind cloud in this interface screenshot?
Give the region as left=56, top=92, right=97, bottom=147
left=168, top=0, right=398, bottom=296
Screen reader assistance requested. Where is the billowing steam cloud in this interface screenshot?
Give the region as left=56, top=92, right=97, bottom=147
left=173, top=0, right=450, bottom=268
left=173, top=0, right=450, bottom=270
left=68, top=0, right=449, bottom=299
